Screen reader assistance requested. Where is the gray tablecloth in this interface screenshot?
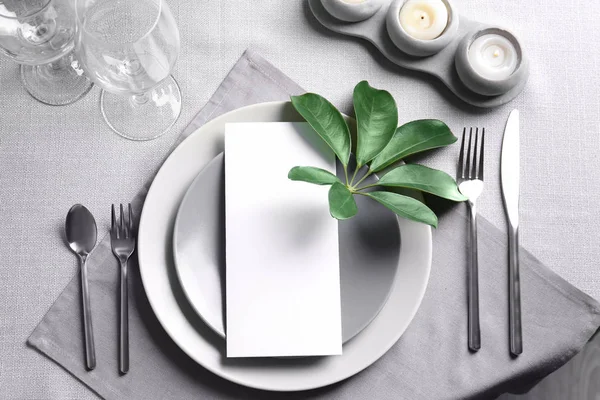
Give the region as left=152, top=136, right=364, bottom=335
left=26, top=50, right=600, bottom=400
left=3, top=1, right=600, bottom=398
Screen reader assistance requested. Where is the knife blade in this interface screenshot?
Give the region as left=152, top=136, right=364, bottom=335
left=501, top=109, right=523, bottom=356
left=501, top=110, right=520, bottom=227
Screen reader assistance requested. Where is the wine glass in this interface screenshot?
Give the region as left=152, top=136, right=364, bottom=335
left=74, top=0, right=181, bottom=141
left=0, top=0, right=93, bottom=106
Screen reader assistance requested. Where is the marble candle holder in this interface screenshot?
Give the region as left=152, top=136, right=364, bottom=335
left=321, top=0, right=386, bottom=22
left=309, top=0, right=530, bottom=108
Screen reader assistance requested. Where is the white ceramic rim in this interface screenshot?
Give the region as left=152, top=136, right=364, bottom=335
left=138, top=101, right=432, bottom=392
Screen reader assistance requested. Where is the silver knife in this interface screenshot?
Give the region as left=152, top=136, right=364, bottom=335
left=501, top=109, right=523, bottom=356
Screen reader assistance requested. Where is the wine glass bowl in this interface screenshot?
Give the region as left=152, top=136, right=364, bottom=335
left=75, top=0, right=182, bottom=140
left=0, top=0, right=93, bottom=105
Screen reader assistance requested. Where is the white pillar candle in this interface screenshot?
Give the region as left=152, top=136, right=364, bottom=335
left=399, top=0, right=448, bottom=41
left=468, top=34, right=518, bottom=81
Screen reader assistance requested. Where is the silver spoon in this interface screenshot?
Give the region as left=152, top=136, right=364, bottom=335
left=65, top=204, right=97, bottom=370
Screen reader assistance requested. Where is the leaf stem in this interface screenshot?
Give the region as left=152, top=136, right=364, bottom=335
left=349, top=166, right=360, bottom=186
left=343, top=164, right=349, bottom=185
left=355, top=183, right=378, bottom=191
left=353, top=169, right=373, bottom=188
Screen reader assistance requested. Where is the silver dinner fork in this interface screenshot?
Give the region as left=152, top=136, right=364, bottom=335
left=111, top=204, right=135, bottom=374
left=457, top=127, right=485, bottom=352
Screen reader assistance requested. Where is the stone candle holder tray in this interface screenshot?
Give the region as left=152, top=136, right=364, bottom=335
left=309, top=0, right=529, bottom=108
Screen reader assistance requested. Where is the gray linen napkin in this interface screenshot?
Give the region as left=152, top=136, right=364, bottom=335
left=28, top=49, right=600, bottom=400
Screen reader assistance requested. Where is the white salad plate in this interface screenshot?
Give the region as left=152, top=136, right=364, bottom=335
left=138, top=101, right=432, bottom=392
left=173, top=152, right=403, bottom=344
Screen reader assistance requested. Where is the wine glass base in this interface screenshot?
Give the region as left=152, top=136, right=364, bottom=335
left=20, top=63, right=94, bottom=106
left=100, top=75, right=182, bottom=141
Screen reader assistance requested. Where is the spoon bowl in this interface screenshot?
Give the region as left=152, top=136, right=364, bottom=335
left=66, top=204, right=97, bottom=257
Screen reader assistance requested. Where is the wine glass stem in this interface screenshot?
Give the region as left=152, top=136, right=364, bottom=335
left=49, top=56, right=70, bottom=71
left=35, top=52, right=78, bottom=80
left=130, top=93, right=150, bottom=106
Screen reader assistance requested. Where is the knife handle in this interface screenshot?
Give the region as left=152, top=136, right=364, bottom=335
left=468, top=202, right=481, bottom=352
left=508, top=226, right=523, bottom=356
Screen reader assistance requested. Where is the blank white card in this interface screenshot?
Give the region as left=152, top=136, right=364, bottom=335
left=225, top=122, right=342, bottom=358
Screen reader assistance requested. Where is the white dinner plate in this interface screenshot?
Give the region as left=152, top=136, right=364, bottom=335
left=173, top=152, right=403, bottom=343
left=138, top=101, right=432, bottom=392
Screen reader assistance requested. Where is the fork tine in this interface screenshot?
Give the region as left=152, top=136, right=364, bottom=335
left=128, top=204, right=133, bottom=239
left=479, top=128, right=485, bottom=181
left=111, top=204, right=117, bottom=238
left=466, top=128, right=473, bottom=179
left=458, top=128, right=466, bottom=179
left=120, top=204, right=126, bottom=239
left=471, top=128, right=478, bottom=179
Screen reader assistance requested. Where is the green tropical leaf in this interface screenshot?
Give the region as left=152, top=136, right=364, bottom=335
left=366, top=191, right=438, bottom=228
left=328, top=182, right=358, bottom=220
left=353, top=81, right=398, bottom=167
left=288, top=166, right=341, bottom=185
left=291, top=93, right=351, bottom=166
left=378, top=164, right=467, bottom=201
left=369, top=120, right=457, bottom=172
